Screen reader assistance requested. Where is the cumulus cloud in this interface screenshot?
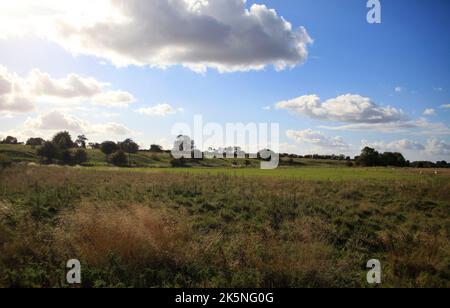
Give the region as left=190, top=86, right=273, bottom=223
left=394, top=86, right=402, bottom=93
left=362, top=139, right=426, bottom=152
left=92, top=91, right=136, bottom=108
left=0, top=66, right=136, bottom=112
left=24, top=110, right=133, bottom=136
left=423, top=108, right=436, bottom=116
left=441, top=104, right=450, bottom=109
left=425, top=139, right=450, bottom=157
left=1, top=0, right=312, bottom=73
left=135, top=104, right=181, bottom=116
left=276, top=94, right=405, bottom=124
left=363, top=138, right=450, bottom=160
left=29, top=69, right=103, bottom=99
left=25, top=110, right=86, bottom=131
left=0, top=66, right=35, bottom=112
left=286, top=129, right=350, bottom=151
left=276, top=93, right=450, bottom=135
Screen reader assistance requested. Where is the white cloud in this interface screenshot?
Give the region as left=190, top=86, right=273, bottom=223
left=362, top=139, right=425, bottom=152
left=394, top=86, right=402, bottom=93
left=423, top=108, right=436, bottom=116
left=25, top=110, right=87, bottom=132
left=276, top=94, right=405, bottom=124
left=29, top=69, right=103, bottom=99
left=0, top=0, right=312, bottom=73
left=92, top=91, right=136, bottom=108
left=321, top=119, right=450, bottom=136
left=90, top=122, right=133, bottom=136
left=362, top=138, right=450, bottom=160
left=425, top=139, right=450, bottom=157
left=441, top=104, right=450, bottom=109
left=0, top=66, right=136, bottom=112
left=135, top=104, right=179, bottom=116
left=24, top=110, right=133, bottom=136
left=0, top=66, right=35, bottom=112
left=286, top=129, right=350, bottom=151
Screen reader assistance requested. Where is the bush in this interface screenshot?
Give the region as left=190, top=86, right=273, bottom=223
left=26, top=137, right=45, bottom=147
left=61, top=150, right=74, bottom=165
left=101, top=141, right=118, bottom=156
left=110, top=150, right=128, bottom=167
left=37, top=141, right=60, bottom=163
left=170, top=158, right=187, bottom=168
left=149, top=144, right=164, bottom=153
left=73, top=149, right=89, bottom=165
left=0, top=154, right=12, bottom=169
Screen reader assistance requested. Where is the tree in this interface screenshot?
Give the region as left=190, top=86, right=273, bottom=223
left=380, top=152, right=407, bottom=167
left=76, top=135, right=88, bottom=149
left=110, top=150, right=128, bottom=167
left=37, top=141, right=60, bottom=163
left=356, top=147, right=380, bottom=167
left=52, top=131, right=74, bottom=150
left=1, top=136, right=18, bottom=144
left=73, top=149, right=88, bottom=165
left=100, top=141, right=118, bottom=156
left=26, top=137, right=45, bottom=147
left=88, top=142, right=101, bottom=149
left=150, top=144, right=164, bottom=152
left=119, top=138, right=139, bottom=154
left=61, top=150, right=73, bottom=165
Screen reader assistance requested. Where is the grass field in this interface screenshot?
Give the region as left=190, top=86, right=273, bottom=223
left=90, top=165, right=450, bottom=182
left=0, top=163, right=449, bottom=288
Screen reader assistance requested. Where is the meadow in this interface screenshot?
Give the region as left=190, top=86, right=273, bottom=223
left=0, top=163, right=449, bottom=288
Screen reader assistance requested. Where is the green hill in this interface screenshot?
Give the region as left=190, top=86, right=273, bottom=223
left=0, top=144, right=349, bottom=168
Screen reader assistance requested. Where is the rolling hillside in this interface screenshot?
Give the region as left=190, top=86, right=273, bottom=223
left=0, top=144, right=349, bottom=168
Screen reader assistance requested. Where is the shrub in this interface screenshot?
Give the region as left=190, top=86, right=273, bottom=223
left=149, top=144, right=164, bottom=152
left=73, top=149, right=89, bottom=165
left=37, top=141, right=60, bottom=163
left=26, top=137, right=45, bottom=147
left=0, top=154, right=12, bottom=169
left=61, top=150, right=74, bottom=165
left=110, top=150, right=128, bottom=167
left=170, top=157, right=187, bottom=168
left=100, top=141, right=118, bottom=156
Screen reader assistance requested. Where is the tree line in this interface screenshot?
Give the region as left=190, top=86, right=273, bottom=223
left=1, top=134, right=448, bottom=168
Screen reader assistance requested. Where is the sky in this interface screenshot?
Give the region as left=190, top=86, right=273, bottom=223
left=0, top=0, right=449, bottom=161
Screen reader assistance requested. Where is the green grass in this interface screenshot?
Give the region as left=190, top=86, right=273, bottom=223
left=0, top=144, right=39, bottom=162
left=0, top=164, right=449, bottom=288
left=89, top=166, right=447, bottom=182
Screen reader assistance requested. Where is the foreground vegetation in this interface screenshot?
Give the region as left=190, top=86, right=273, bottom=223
left=0, top=164, right=449, bottom=288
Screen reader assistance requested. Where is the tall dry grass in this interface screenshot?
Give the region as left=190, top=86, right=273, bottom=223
left=55, top=203, right=193, bottom=268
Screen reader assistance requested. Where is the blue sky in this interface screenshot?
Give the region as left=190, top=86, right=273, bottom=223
left=0, top=0, right=449, bottom=160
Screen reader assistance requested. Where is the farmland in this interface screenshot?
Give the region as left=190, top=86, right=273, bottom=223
left=0, top=160, right=449, bottom=288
